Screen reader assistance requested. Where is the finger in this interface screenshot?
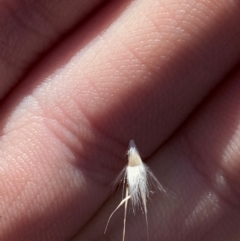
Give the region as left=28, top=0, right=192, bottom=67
left=72, top=71, right=240, bottom=241
left=8, top=0, right=239, bottom=157
left=182, top=67, right=240, bottom=201
left=144, top=67, right=240, bottom=241
left=1, top=0, right=240, bottom=240
left=0, top=0, right=106, bottom=99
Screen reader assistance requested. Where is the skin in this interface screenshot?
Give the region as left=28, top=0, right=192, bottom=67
left=0, top=0, right=240, bottom=240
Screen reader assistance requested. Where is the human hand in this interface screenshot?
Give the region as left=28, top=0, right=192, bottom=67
left=0, top=1, right=240, bottom=240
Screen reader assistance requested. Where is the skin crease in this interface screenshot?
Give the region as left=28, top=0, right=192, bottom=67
left=0, top=0, right=240, bottom=240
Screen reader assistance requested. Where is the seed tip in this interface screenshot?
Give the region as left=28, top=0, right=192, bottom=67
left=127, top=140, right=142, bottom=167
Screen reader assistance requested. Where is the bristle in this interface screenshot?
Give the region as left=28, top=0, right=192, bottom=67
left=127, top=164, right=148, bottom=214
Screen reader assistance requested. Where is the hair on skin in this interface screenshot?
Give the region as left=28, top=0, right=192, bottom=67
left=105, top=140, right=168, bottom=241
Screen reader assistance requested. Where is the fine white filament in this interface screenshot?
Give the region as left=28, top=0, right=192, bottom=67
left=105, top=140, right=167, bottom=241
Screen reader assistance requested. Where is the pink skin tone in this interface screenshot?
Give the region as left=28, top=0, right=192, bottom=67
left=0, top=0, right=240, bottom=240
